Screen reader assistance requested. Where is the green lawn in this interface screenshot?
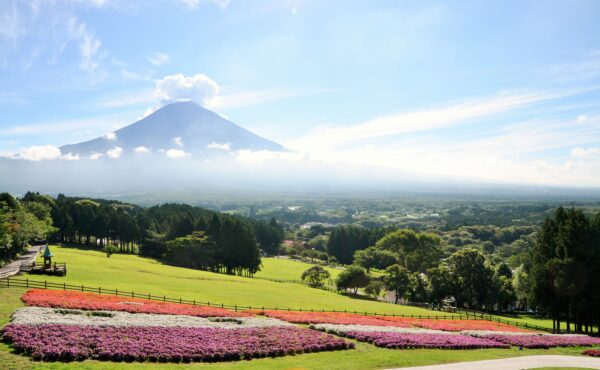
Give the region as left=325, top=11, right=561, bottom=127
left=255, top=257, right=340, bottom=281
left=27, top=245, right=446, bottom=316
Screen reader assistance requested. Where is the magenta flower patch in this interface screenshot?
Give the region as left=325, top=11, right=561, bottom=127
left=2, top=324, right=354, bottom=362
left=340, top=331, right=509, bottom=349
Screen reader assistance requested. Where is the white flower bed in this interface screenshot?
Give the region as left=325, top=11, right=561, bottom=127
left=11, top=307, right=294, bottom=329
left=310, top=323, right=446, bottom=335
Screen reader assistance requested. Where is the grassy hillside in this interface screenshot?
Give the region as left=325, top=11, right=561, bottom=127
left=30, top=246, right=444, bottom=316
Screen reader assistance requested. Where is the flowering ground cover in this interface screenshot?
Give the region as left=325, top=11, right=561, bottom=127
left=469, top=333, right=600, bottom=349
left=12, top=307, right=293, bottom=329
left=22, top=289, right=249, bottom=317
left=311, top=323, right=443, bottom=335
left=2, top=324, right=353, bottom=362
left=583, top=349, right=600, bottom=357
left=255, top=310, right=413, bottom=327
left=332, top=331, right=509, bottom=349
left=399, top=318, right=530, bottom=332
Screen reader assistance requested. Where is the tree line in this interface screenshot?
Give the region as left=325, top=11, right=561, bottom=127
left=529, top=207, right=600, bottom=333
left=0, top=192, right=56, bottom=264
left=1, top=192, right=284, bottom=277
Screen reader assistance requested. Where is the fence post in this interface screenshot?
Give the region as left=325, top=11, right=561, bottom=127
left=44, top=280, right=47, bottom=289
left=99, top=287, right=101, bottom=294
left=63, top=282, right=66, bottom=290
left=116, top=289, right=118, bottom=296
left=26, top=278, right=29, bottom=288
left=81, top=285, right=84, bottom=292
left=163, top=296, right=166, bottom=302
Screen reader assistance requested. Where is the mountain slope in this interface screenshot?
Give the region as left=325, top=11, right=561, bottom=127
left=60, top=101, right=284, bottom=157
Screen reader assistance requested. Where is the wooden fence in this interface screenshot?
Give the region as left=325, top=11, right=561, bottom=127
left=0, top=276, right=555, bottom=333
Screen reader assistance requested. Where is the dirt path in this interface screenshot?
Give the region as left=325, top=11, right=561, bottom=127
left=389, top=355, right=600, bottom=370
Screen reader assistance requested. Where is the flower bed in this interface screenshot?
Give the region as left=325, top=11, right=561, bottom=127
left=2, top=324, right=353, bottom=362
left=401, top=319, right=530, bottom=332
left=12, top=307, right=293, bottom=329
left=21, top=289, right=248, bottom=317
left=336, top=331, right=509, bottom=349
left=583, top=349, right=600, bottom=357
left=311, top=323, right=443, bottom=335
left=254, top=310, right=412, bottom=327
left=469, top=333, right=600, bottom=349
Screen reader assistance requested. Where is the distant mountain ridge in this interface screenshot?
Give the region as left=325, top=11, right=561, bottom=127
left=59, top=101, right=284, bottom=157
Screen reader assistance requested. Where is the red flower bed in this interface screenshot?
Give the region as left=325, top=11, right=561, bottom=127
left=22, top=289, right=250, bottom=317
left=253, top=310, right=412, bottom=327
left=583, top=349, right=600, bottom=357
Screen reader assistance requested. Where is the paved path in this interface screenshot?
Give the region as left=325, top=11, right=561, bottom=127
left=389, top=355, right=600, bottom=370
left=0, top=245, right=44, bottom=278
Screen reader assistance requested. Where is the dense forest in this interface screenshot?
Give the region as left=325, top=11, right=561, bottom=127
left=1, top=192, right=284, bottom=276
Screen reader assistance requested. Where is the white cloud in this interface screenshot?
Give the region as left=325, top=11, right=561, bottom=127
left=60, top=152, right=80, bottom=161
left=234, top=149, right=304, bottom=163
left=155, top=73, right=219, bottom=107
left=172, top=137, right=184, bottom=147
left=147, top=52, right=171, bottom=67
left=106, top=146, right=123, bottom=159
left=66, top=15, right=105, bottom=81
left=165, top=149, right=189, bottom=158
left=134, top=146, right=150, bottom=154
left=571, top=147, right=600, bottom=158
left=12, top=145, right=61, bottom=161
left=89, top=152, right=104, bottom=160
left=104, top=132, right=117, bottom=140
left=286, top=90, right=578, bottom=152
left=179, top=0, right=230, bottom=10
left=207, top=142, right=231, bottom=151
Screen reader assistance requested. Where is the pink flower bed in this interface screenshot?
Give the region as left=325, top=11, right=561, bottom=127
left=21, top=289, right=249, bottom=317
left=340, top=331, right=509, bottom=349
left=474, top=334, right=600, bottom=349
left=2, top=324, right=353, bottom=362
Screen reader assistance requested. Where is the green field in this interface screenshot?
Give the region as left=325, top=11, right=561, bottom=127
left=0, top=245, right=592, bottom=369
left=29, top=246, right=446, bottom=315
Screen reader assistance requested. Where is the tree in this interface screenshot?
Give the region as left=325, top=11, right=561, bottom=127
left=383, top=264, right=412, bottom=304
left=448, top=248, right=494, bottom=309
left=427, top=265, right=457, bottom=306
left=364, top=280, right=384, bottom=299
left=335, top=266, right=371, bottom=294
left=353, top=246, right=397, bottom=272
left=375, top=229, right=442, bottom=272
left=301, top=266, right=331, bottom=287
left=103, top=244, right=118, bottom=258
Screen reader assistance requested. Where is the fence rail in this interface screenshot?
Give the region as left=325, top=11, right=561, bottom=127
left=1, top=277, right=462, bottom=320
left=0, top=277, right=557, bottom=334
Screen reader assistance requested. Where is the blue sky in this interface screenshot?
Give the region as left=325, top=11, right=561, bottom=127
left=1, top=0, right=600, bottom=186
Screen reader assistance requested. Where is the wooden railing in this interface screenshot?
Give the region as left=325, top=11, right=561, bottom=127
left=0, top=277, right=458, bottom=319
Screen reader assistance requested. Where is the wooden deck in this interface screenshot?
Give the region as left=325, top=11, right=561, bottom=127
left=20, top=262, right=67, bottom=276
